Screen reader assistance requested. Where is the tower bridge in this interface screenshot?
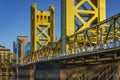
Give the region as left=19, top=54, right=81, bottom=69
left=16, top=0, right=120, bottom=80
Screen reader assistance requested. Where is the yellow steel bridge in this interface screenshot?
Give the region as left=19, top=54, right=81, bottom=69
left=22, top=0, right=120, bottom=66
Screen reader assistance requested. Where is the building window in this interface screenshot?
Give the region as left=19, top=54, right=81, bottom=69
left=2, top=68, right=7, bottom=72
left=0, top=55, right=1, bottom=59
left=40, top=16, right=43, bottom=20
left=3, top=55, right=6, bottom=59
left=48, top=16, right=50, bottom=23
left=36, top=15, right=39, bottom=22
left=44, top=16, right=47, bottom=22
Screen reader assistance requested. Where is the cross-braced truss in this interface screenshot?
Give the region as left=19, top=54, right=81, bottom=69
left=31, top=3, right=54, bottom=53
left=61, top=0, right=106, bottom=52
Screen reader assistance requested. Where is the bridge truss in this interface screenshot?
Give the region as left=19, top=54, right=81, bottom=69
left=23, top=13, right=120, bottom=64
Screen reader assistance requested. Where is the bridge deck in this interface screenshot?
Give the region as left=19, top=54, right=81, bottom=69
left=21, top=13, right=120, bottom=67
left=21, top=46, right=120, bottom=67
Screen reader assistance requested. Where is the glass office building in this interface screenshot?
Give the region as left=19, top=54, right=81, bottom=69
left=24, top=42, right=30, bottom=57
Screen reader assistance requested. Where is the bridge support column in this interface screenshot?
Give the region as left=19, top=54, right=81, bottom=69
left=33, top=64, right=36, bottom=80
left=29, top=65, right=35, bottom=80
left=35, top=63, right=61, bottom=80
left=17, top=65, right=35, bottom=80
left=61, top=0, right=106, bottom=52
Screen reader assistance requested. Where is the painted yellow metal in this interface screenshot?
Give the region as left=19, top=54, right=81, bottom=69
left=24, top=1, right=107, bottom=62
left=23, top=55, right=30, bottom=63
left=61, top=0, right=106, bottom=52
left=62, top=0, right=106, bottom=34
left=31, top=3, right=55, bottom=53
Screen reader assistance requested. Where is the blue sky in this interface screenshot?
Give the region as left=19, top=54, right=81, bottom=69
left=0, top=0, right=119, bottom=52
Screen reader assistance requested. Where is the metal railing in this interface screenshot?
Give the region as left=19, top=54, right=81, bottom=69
left=23, top=13, right=120, bottom=64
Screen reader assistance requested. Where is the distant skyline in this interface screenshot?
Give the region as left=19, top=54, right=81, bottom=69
left=0, top=0, right=119, bottom=52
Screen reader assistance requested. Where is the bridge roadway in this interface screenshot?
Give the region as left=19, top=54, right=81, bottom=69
left=23, top=13, right=120, bottom=65
left=17, top=13, right=120, bottom=80
left=17, top=44, right=120, bottom=80
left=21, top=44, right=120, bottom=67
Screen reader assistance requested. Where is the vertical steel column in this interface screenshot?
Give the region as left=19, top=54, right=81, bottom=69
left=16, top=66, right=19, bottom=80
left=61, top=0, right=106, bottom=52
left=96, top=27, right=99, bottom=44
left=100, top=28, right=103, bottom=49
left=31, top=3, right=36, bottom=54
left=97, top=0, right=106, bottom=22
left=61, top=0, right=74, bottom=53
left=100, top=28, right=102, bottom=45
left=112, top=19, right=115, bottom=41
left=61, top=0, right=66, bottom=53
left=34, top=64, right=36, bottom=80
left=29, top=65, right=35, bottom=80
left=49, top=5, right=55, bottom=42
left=31, top=3, right=55, bottom=60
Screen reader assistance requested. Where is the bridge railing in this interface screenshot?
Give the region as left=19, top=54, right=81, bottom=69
left=67, top=13, right=120, bottom=53
left=23, top=13, right=120, bottom=64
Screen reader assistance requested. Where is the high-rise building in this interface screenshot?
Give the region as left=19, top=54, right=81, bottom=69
left=13, top=41, right=17, bottom=54
left=24, top=42, right=30, bottom=57
left=0, top=45, right=15, bottom=79
left=17, top=36, right=28, bottom=64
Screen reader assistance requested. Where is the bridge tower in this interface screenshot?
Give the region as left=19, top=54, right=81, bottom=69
left=61, top=0, right=106, bottom=52
left=31, top=3, right=55, bottom=53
